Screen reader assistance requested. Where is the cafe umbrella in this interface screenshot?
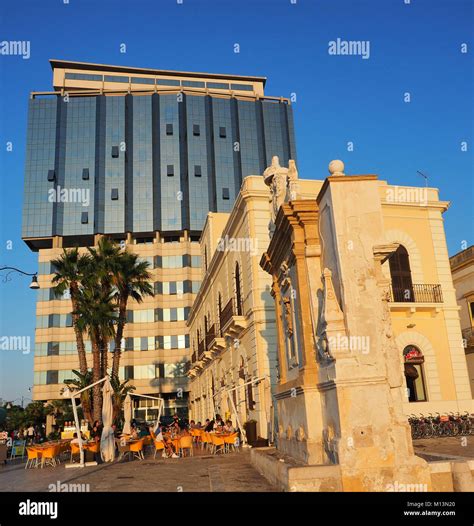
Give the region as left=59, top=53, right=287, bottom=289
left=100, top=377, right=115, bottom=462
left=122, top=393, right=132, bottom=435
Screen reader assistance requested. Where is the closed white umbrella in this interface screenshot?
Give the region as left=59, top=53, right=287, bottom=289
left=100, top=377, right=115, bottom=463
left=122, top=393, right=132, bottom=435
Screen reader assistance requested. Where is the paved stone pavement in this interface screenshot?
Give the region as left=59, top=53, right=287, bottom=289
left=1, top=437, right=471, bottom=493
left=413, top=436, right=474, bottom=461
left=0, top=448, right=277, bottom=492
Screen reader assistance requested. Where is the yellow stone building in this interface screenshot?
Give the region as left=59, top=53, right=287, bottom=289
left=450, top=246, right=474, bottom=397
left=188, top=157, right=472, bottom=448
left=186, top=174, right=319, bottom=439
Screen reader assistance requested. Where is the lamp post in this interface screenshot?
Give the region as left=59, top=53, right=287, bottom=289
left=6, top=396, right=33, bottom=409
left=0, top=266, right=39, bottom=289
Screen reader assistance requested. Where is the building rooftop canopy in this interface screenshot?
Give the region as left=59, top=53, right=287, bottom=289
left=49, top=59, right=267, bottom=86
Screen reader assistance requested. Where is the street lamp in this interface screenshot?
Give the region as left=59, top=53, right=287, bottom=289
left=0, top=266, right=39, bottom=289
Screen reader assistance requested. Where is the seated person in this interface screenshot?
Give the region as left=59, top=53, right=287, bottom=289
left=70, top=432, right=80, bottom=446
left=130, top=426, right=139, bottom=440
left=138, top=425, right=149, bottom=438
left=90, top=420, right=102, bottom=442
left=213, top=414, right=225, bottom=431
left=155, top=424, right=178, bottom=458
left=204, top=419, right=214, bottom=432
left=223, top=420, right=235, bottom=433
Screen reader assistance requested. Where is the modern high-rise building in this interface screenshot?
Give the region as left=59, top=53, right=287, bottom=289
left=22, top=60, right=297, bottom=417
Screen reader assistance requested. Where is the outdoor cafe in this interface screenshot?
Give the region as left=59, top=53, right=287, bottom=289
left=21, top=376, right=242, bottom=469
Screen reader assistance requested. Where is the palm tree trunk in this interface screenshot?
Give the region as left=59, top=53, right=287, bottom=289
left=112, top=298, right=127, bottom=379
left=81, top=394, right=94, bottom=427
left=101, top=336, right=108, bottom=378
left=91, top=336, right=102, bottom=422
left=70, top=292, right=88, bottom=375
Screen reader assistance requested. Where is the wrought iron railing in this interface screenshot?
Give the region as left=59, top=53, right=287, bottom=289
left=390, top=284, right=443, bottom=303
left=220, top=298, right=234, bottom=329
left=197, top=340, right=205, bottom=359
left=206, top=324, right=216, bottom=349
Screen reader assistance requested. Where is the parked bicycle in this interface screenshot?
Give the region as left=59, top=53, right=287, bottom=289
left=408, top=412, right=473, bottom=439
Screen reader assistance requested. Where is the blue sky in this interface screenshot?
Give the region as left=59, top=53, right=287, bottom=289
left=0, top=0, right=472, bottom=402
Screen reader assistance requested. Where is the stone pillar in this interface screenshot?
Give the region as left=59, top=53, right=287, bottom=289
left=316, top=161, right=432, bottom=491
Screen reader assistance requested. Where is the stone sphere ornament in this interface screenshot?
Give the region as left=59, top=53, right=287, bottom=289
left=329, top=159, right=345, bottom=176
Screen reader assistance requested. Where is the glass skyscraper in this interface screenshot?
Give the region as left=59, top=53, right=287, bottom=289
left=23, top=60, right=297, bottom=416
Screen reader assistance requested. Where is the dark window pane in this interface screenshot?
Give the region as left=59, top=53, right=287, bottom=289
left=183, top=80, right=205, bottom=88
left=193, top=124, right=200, bottom=136
left=131, top=77, right=155, bottom=85
left=111, top=146, right=119, bottom=158
left=81, top=212, right=88, bottom=224
left=65, top=73, right=102, bottom=81
left=219, top=127, right=227, bottom=138
left=105, top=75, right=128, bottom=83
left=47, top=370, right=58, bottom=384
left=167, top=164, right=174, bottom=177
left=157, top=78, right=180, bottom=86
left=47, top=169, right=55, bottom=182
left=166, top=123, right=173, bottom=135
left=230, top=83, right=253, bottom=91
left=222, top=187, right=230, bottom=200
left=111, top=188, right=119, bottom=200
left=194, top=165, right=202, bottom=177
left=82, top=168, right=89, bottom=180
left=207, top=82, right=229, bottom=89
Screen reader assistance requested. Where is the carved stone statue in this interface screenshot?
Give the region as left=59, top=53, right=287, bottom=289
left=264, top=156, right=299, bottom=236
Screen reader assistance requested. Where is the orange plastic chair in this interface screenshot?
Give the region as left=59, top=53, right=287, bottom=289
left=153, top=439, right=165, bottom=459
left=41, top=446, right=57, bottom=468
left=70, top=443, right=80, bottom=463
left=87, top=442, right=100, bottom=454
left=25, top=447, right=41, bottom=469
left=203, top=432, right=214, bottom=452
left=191, top=429, right=202, bottom=443
left=224, top=433, right=239, bottom=453
left=211, top=434, right=225, bottom=455
left=178, top=435, right=193, bottom=457
left=129, top=439, right=145, bottom=460
left=53, top=444, right=62, bottom=464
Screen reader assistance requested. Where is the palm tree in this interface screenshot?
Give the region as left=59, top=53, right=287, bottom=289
left=51, top=248, right=91, bottom=375
left=75, top=287, right=117, bottom=421
left=111, top=252, right=154, bottom=379
left=110, top=375, right=136, bottom=424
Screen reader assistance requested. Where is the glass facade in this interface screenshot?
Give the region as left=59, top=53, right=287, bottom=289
left=23, top=92, right=296, bottom=239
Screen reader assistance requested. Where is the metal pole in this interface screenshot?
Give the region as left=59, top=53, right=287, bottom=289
left=226, top=391, right=247, bottom=446
left=70, top=395, right=85, bottom=467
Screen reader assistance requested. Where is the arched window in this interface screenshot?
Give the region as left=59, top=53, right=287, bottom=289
left=235, top=262, right=243, bottom=315
left=403, top=345, right=427, bottom=402
left=389, top=245, right=414, bottom=302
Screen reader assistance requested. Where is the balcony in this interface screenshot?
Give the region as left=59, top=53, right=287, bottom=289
left=197, top=339, right=205, bottom=359
left=205, top=323, right=226, bottom=356
left=389, top=284, right=443, bottom=303
left=389, top=283, right=443, bottom=314
left=219, top=298, right=247, bottom=338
